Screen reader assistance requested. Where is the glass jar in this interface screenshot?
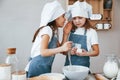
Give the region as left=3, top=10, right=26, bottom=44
left=0, top=64, right=11, bottom=80
left=116, top=59, right=120, bottom=80
left=12, top=71, right=26, bottom=80
left=116, top=70, right=120, bottom=80
left=103, top=54, right=119, bottom=79
left=104, top=0, right=112, bottom=9
left=5, top=48, right=19, bottom=73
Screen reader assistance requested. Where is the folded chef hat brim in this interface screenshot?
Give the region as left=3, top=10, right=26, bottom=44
left=66, top=1, right=92, bottom=19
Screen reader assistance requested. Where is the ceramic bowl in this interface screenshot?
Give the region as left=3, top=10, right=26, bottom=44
left=63, top=65, right=89, bottom=80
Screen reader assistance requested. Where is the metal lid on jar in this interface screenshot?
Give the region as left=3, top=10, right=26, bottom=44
left=7, top=48, right=16, bottom=54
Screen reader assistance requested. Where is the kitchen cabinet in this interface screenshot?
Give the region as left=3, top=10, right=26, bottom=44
left=67, top=0, right=113, bottom=31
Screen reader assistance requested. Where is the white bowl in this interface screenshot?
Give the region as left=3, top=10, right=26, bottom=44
left=63, top=65, right=89, bottom=80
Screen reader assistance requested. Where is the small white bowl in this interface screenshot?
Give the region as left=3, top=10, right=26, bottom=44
left=63, top=65, right=89, bottom=80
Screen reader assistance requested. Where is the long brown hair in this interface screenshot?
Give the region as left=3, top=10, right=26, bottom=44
left=32, top=20, right=57, bottom=42
left=71, top=19, right=93, bottom=32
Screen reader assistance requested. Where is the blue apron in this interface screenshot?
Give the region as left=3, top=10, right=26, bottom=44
left=65, top=30, right=90, bottom=67
left=27, top=35, right=58, bottom=78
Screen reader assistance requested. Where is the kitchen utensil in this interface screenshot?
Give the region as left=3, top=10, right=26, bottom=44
left=94, top=73, right=109, bottom=80
left=39, top=73, right=65, bottom=80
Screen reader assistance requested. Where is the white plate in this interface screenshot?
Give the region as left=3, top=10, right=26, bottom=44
left=40, top=73, right=65, bottom=79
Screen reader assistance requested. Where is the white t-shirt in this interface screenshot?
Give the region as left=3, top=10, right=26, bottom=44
left=31, top=26, right=53, bottom=58
left=25, top=26, right=53, bottom=71
left=73, top=27, right=99, bottom=51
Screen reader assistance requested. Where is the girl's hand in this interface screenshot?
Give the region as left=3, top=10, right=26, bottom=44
left=76, top=49, right=88, bottom=56
left=71, top=47, right=77, bottom=55
left=63, top=21, right=72, bottom=35
left=61, top=41, right=72, bottom=52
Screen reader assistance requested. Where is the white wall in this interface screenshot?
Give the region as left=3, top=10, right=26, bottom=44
left=0, top=0, right=120, bottom=73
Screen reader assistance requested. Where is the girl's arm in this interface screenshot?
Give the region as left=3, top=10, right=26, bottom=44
left=61, top=21, right=72, bottom=45
left=60, top=22, right=73, bottom=55
left=86, top=44, right=99, bottom=56
left=40, top=34, right=72, bottom=57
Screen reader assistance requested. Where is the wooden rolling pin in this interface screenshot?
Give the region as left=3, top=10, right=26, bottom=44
left=29, top=76, right=50, bottom=80
left=94, top=73, right=109, bottom=80
left=29, top=75, right=64, bottom=80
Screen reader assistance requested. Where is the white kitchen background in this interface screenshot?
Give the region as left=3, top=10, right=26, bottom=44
left=0, top=0, right=120, bottom=73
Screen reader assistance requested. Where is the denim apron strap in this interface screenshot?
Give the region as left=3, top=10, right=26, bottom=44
left=84, top=29, right=87, bottom=35
left=27, top=35, right=57, bottom=78
left=65, top=29, right=90, bottom=67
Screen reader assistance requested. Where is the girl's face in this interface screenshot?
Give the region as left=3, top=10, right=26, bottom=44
left=72, top=16, right=86, bottom=27
left=55, top=14, right=66, bottom=27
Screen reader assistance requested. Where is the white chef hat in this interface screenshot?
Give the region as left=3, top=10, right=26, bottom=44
left=78, top=1, right=92, bottom=18
left=71, top=2, right=88, bottom=18
left=66, top=1, right=92, bottom=20
left=39, top=0, right=65, bottom=27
